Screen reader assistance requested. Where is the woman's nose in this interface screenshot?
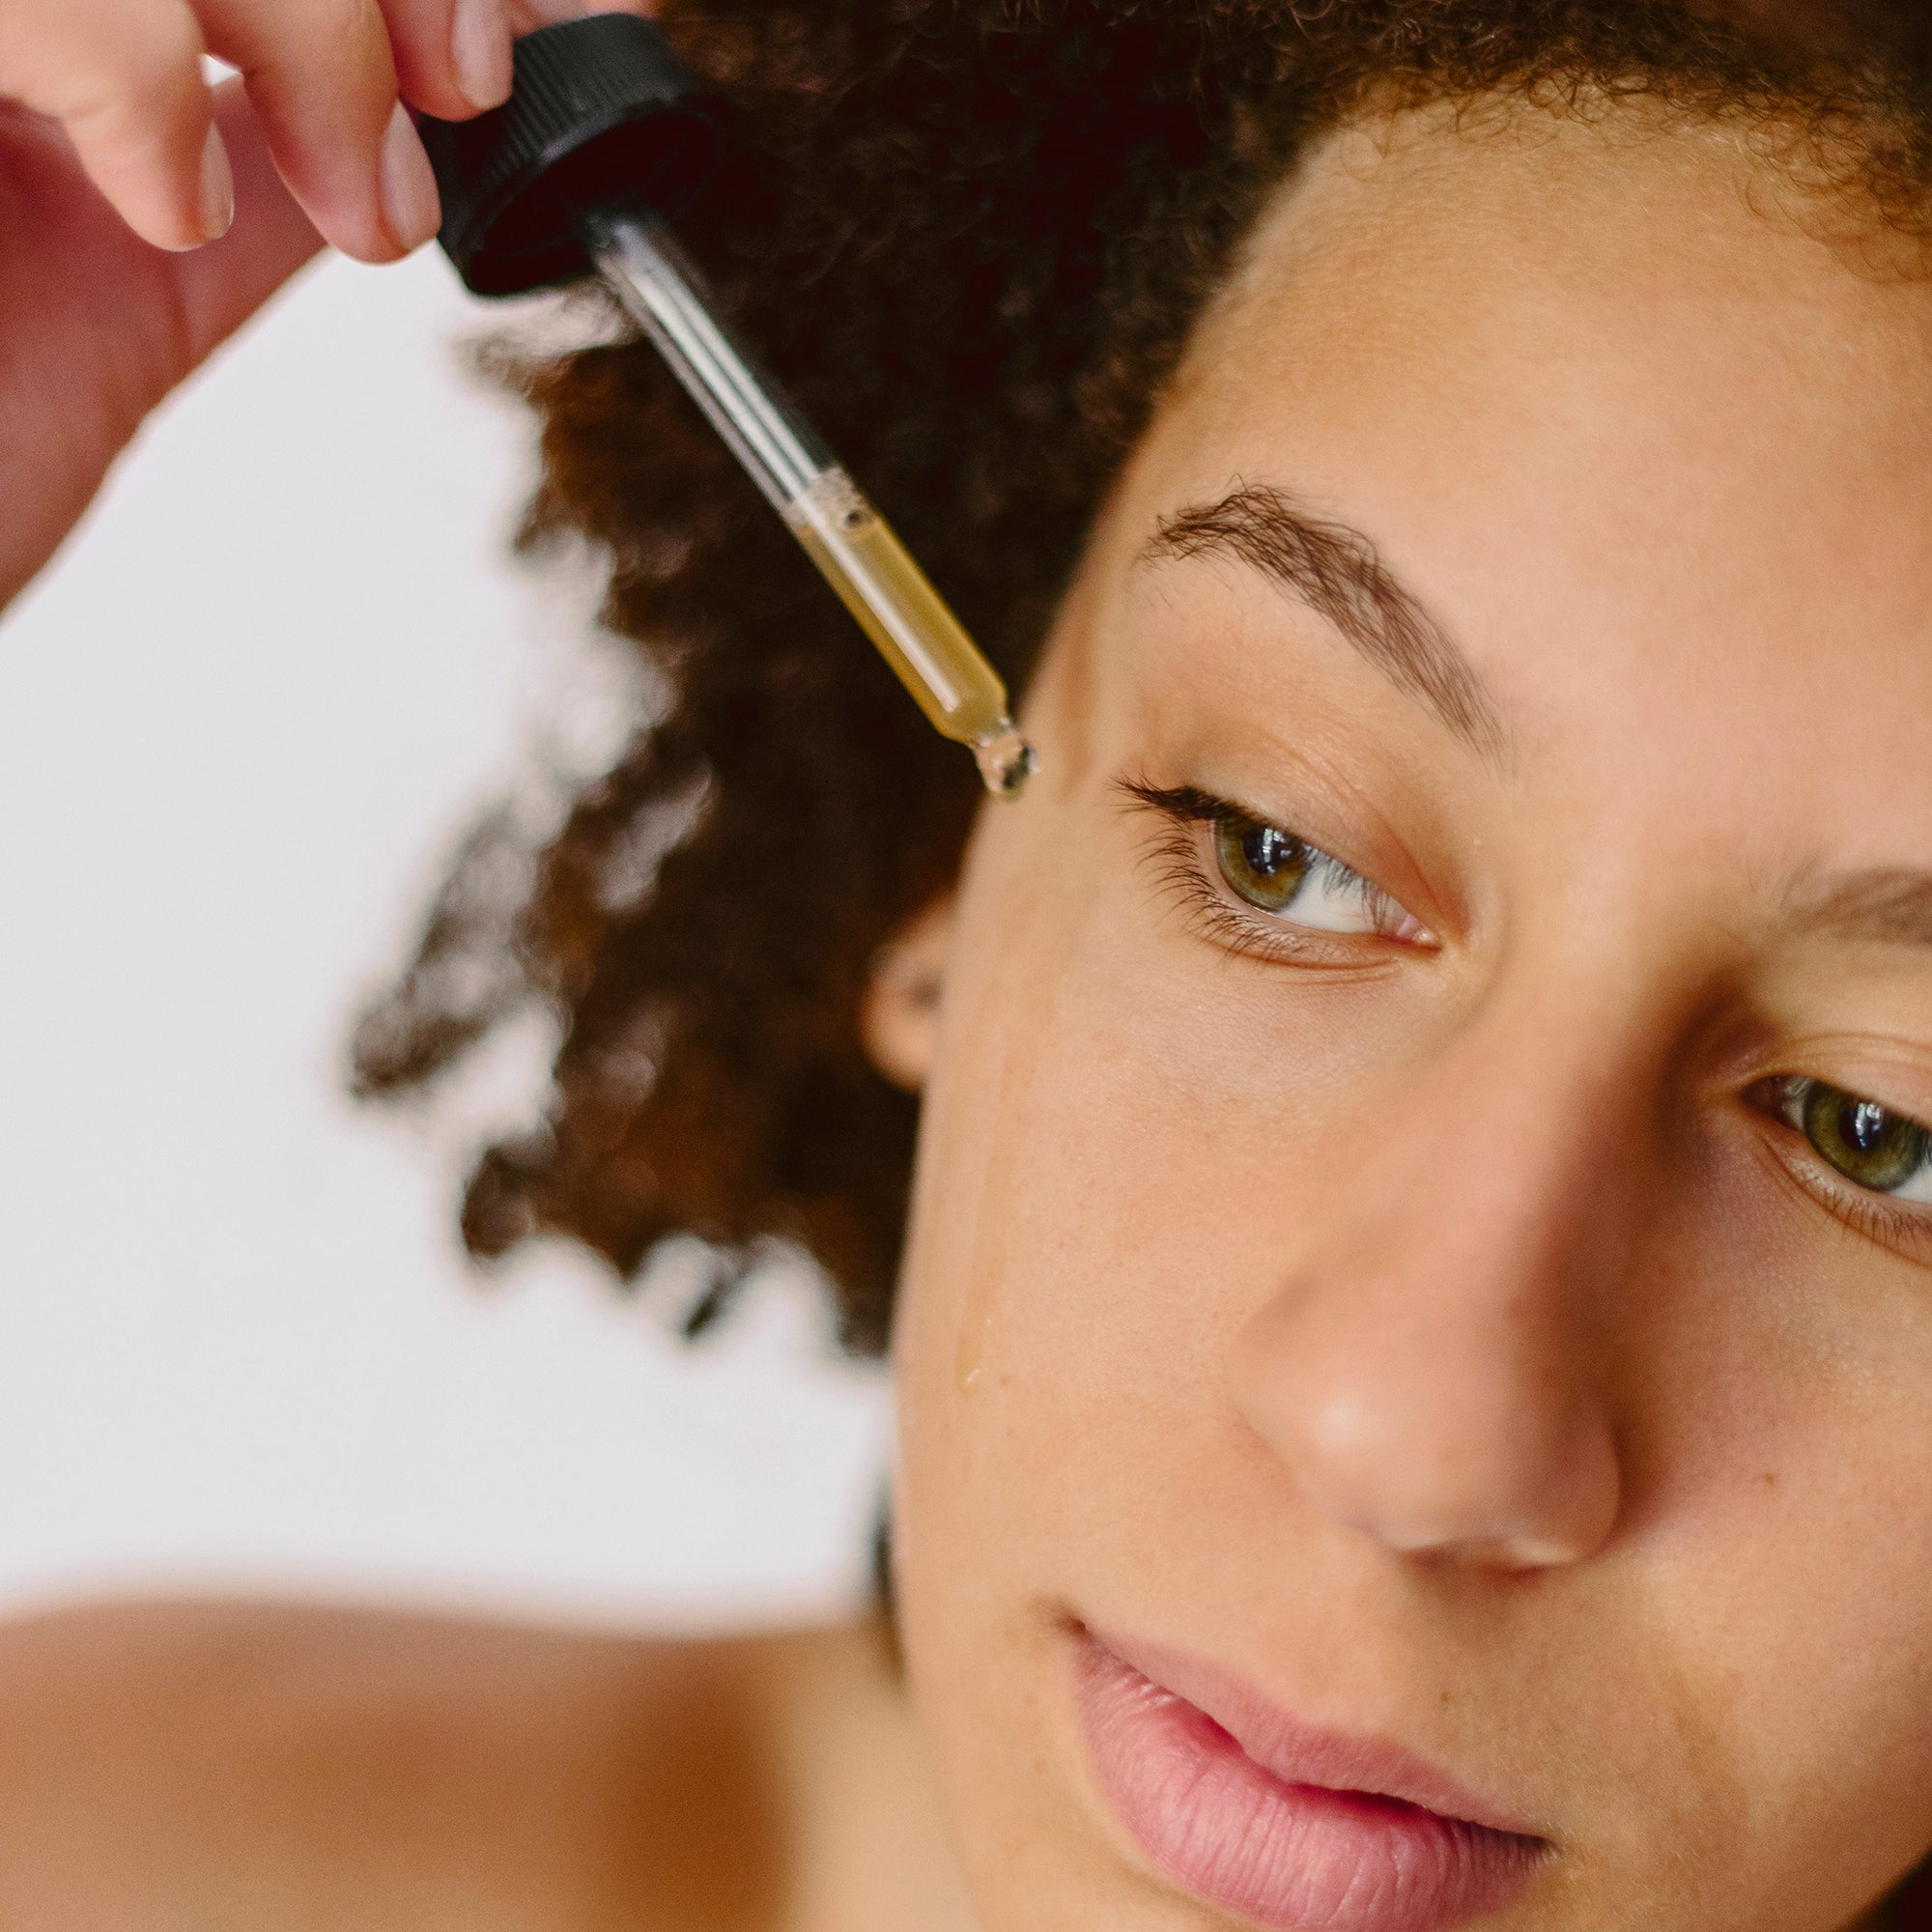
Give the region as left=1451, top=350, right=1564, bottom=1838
left=1229, top=1036, right=1629, bottom=1572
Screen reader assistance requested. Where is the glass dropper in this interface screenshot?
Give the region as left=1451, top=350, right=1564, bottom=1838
left=582, top=209, right=1035, bottom=801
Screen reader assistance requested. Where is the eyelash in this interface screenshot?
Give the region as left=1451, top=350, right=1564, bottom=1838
left=1749, top=1076, right=1932, bottom=1264
left=1774, top=1156, right=1932, bottom=1265
left=1117, top=777, right=1426, bottom=967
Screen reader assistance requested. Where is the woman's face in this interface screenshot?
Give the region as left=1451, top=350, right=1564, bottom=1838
left=887, top=103, right=1932, bottom=1932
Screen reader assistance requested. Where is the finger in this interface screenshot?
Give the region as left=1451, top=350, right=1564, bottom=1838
left=198, top=0, right=438, bottom=265
left=168, top=76, right=323, bottom=366
left=0, top=0, right=233, bottom=251
left=504, top=0, right=581, bottom=29
left=384, top=0, right=650, bottom=123
left=381, top=0, right=511, bottom=122
left=504, top=0, right=651, bottom=31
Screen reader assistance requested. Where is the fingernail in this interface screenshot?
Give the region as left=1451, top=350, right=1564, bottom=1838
left=380, top=100, right=442, bottom=254
left=198, top=123, right=235, bottom=242
left=505, top=0, right=589, bottom=28
left=450, top=0, right=513, bottom=112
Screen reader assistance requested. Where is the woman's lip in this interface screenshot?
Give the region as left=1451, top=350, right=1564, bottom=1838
left=1073, top=1627, right=1548, bottom=1932
left=1091, top=1625, right=1541, bottom=1836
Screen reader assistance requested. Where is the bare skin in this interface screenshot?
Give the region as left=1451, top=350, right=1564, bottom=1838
left=0, top=1600, right=977, bottom=1932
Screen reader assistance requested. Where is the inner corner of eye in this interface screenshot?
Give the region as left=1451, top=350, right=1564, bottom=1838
left=1744, top=1072, right=1806, bottom=1121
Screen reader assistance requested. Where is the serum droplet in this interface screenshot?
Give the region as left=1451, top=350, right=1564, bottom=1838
left=973, top=722, right=1036, bottom=800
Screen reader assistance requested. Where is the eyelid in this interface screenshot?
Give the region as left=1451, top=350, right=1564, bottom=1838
left=1764, top=1042, right=1932, bottom=1134
left=1193, top=736, right=1455, bottom=936
left=1118, top=777, right=1435, bottom=956
left=1176, top=769, right=1448, bottom=944
left=1759, top=1073, right=1932, bottom=1167
left=1124, top=781, right=1395, bottom=889
left=1695, top=1013, right=1932, bottom=1134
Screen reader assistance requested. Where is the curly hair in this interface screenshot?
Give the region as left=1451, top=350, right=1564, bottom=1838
left=350, top=0, right=1932, bottom=1354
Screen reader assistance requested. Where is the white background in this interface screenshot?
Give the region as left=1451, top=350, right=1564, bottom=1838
left=0, top=244, right=891, bottom=1632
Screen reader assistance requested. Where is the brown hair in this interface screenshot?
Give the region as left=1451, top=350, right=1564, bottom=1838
left=352, top=0, right=1932, bottom=1353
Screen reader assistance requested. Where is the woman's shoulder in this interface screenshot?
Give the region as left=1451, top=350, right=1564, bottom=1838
left=0, top=1595, right=917, bottom=1932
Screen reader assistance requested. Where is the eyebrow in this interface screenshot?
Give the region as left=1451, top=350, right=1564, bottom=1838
left=1141, top=482, right=1508, bottom=764
left=1788, top=869, right=1932, bottom=951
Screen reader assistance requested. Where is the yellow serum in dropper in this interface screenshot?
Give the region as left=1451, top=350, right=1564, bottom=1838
left=585, top=211, right=1036, bottom=801
left=784, top=470, right=1034, bottom=798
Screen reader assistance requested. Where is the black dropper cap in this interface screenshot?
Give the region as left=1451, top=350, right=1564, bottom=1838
left=417, top=14, right=720, bottom=298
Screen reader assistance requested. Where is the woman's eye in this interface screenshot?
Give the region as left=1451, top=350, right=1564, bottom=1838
left=1116, top=780, right=1435, bottom=956
left=1210, top=808, right=1424, bottom=940
left=1765, top=1076, right=1932, bottom=1203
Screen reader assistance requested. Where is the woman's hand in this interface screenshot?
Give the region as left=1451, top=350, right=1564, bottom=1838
left=0, top=0, right=624, bottom=611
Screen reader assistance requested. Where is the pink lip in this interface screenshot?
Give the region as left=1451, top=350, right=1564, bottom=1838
left=1072, top=1628, right=1547, bottom=1932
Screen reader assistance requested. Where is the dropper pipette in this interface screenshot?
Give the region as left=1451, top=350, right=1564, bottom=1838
left=582, top=211, right=1034, bottom=798
left=418, top=15, right=1035, bottom=801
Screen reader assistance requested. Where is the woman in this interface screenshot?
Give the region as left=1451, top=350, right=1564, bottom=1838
left=6, top=0, right=1932, bottom=1925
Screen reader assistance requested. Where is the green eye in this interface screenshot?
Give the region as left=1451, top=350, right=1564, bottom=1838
left=1207, top=806, right=1428, bottom=940
left=1771, top=1077, right=1932, bottom=1200
left=1119, top=781, right=1434, bottom=947
left=1213, top=812, right=1312, bottom=913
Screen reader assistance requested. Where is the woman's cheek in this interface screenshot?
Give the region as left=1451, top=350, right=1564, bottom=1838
left=903, top=800, right=1320, bottom=1359
left=893, top=777, right=1429, bottom=1565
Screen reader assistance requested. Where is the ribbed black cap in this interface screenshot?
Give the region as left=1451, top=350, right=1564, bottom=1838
left=418, top=14, right=719, bottom=298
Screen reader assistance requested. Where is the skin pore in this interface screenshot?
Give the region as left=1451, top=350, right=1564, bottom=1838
left=888, top=98, right=1932, bottom=1932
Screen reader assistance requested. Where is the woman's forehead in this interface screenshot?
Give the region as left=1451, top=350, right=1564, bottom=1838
left=1179, top=102, right=1932, bottom=459
left=1088, top=104, right=1932, bottom=775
